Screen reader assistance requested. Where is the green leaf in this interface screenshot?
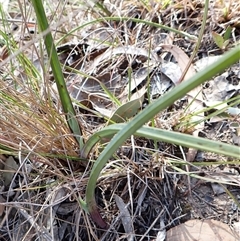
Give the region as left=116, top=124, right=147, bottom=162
left=110, top=98, right=144, bottom=123
left=82, top=124, right=240, bottom=159
left=83, top=45, right=240, bottom=219
left=223, top=26, right=232, bottom=41
left=212, top=31, right=224, bottom=49
left=31, top=0, right=84, bottom=148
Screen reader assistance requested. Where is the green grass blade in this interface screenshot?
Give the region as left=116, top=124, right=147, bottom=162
left=31, top=0, right=84, bottom=148
left=57, top=16, right=197, bottom=45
